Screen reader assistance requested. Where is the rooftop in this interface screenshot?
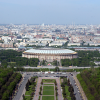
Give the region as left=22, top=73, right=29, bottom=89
left=24, top=48, right=76, bottom=54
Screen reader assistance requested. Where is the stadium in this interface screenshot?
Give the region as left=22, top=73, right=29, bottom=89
left=22, top=48, right=77, bottom=62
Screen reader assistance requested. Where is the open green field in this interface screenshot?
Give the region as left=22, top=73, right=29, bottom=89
left=42, top=96, right=54, bottom=100
left=65, top=86, right=71, bottom=100
left=42, top=79, right=55, bottom=83
left=25, top=96, right=31, bottom=100
left=25, top=90, right=32, bottom=95
left=43, top=86, right=54, bottom=95
left=25, top=85, right=34, bottom=95
left=43, top=90, right=54, bottom=95
left=43, top=86, right=54, bottom=90
left=43, top=84, right=54, bottom=85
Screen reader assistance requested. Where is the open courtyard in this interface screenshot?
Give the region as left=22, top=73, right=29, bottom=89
left=33, top=77, right=63, bottom=100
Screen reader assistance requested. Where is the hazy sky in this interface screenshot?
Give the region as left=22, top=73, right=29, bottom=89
left=0, top=0, right=100, bottom=24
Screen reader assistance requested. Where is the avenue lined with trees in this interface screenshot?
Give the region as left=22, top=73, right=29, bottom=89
left=23, top=77, right=37, bottom=100
left=77, top=67, right=100, bottom=100
left=61, top=77, right=76, bottom=100
left=0, top=68, right=22, bottom=100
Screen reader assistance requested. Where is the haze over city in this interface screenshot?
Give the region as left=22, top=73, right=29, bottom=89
left=0, top=0, right=100, bottom=24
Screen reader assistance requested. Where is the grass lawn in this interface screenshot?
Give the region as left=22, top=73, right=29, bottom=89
left=43, top=90, right=54, bottom=95
left=67, top=96, right=71, bottom=100
left=25, top=85, right=34, bottom=95
left=43, top=86, right=54, bottom=90
left=25, top=90, right=32, bottom=95
left=43, top=86, right=54, bottom=95
left=44, top=84, right=54, bottom=85
left=42, top=96, right=54, bottom=100
left=25, top=96, right=31, bottom=100
left=65, top=86, right=71, bottom=100
left=42, top=79, right=55, bottom=83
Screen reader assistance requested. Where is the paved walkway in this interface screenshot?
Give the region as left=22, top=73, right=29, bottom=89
left=56, top=78, right=63, bottom=100
left=33, top=77, right=42, bottom=100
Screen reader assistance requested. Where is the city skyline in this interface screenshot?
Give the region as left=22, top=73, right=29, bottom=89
left=0, top=0, right=100, bottom=24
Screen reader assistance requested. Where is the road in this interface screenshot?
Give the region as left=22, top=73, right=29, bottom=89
left=68, top=73, right=82, bottom=100
left=13, top=73, right=30, bottom=100
left=22, top=66, right=99, bottom=69
left=13, top=72, right=83, bottom=100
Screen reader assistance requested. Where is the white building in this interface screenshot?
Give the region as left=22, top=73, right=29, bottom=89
left=22, top=48, right=78, bottom=62
left=38, top=38, right=53, bottom=44
left=49, top=42, right=64, bottom=46
left=1, top=36, right=11, bottom=43
left=68, top=43, right=81, bottom=46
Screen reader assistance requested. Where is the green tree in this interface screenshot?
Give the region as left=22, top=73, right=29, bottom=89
left=54, top=67, right=60, bottom=72
left=53, top=60, right=58, bottom=66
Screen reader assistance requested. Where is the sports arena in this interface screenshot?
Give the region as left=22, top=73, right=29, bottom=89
left=22, top=48, right=77, bottom=62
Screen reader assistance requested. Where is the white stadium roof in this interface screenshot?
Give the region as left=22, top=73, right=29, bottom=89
left=24, top=48, right=76, bottom=54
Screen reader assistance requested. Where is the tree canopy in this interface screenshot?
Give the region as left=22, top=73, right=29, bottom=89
left=0, top=50, right=39, bottom=67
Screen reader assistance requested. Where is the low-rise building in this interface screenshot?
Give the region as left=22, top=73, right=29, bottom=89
left=0, top=43, right=13, bottom=48
left=68, top=43, right=81, bottom=46
left=49, top=42, right=64, bottom=46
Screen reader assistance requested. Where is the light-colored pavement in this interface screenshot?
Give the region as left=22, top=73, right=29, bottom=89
left=56, top=78, right=63, bottom=100
left=33, top=77, right=42, bottom=100
left=22, top=66, right=99, bottom=69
